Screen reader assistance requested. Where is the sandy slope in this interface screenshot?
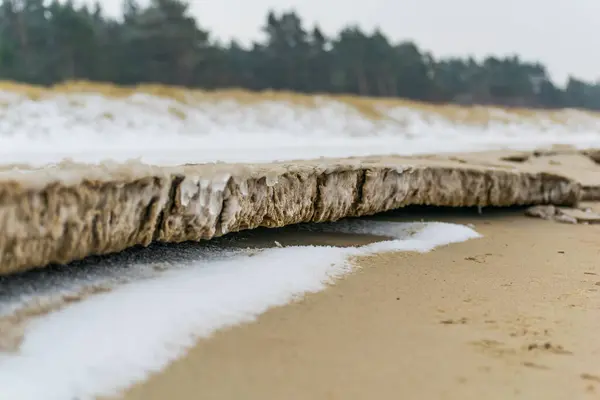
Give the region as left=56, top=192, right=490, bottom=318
left=121, top=206, right=600, bottom=400
left=2, top=82, right=600, bottom=166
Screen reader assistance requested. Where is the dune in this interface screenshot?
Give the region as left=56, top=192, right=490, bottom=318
left=1, top=81, right=600, bottom=166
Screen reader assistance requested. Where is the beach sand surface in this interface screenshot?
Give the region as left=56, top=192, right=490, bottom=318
left=119, top=205, right=600, bottom=400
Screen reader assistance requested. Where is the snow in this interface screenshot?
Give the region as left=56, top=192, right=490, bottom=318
left=0, top=220, right=480, bottom=400
left=0, top=91, right=600, bottom=167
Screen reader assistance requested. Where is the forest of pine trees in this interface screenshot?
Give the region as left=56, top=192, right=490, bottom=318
left=1, top=0, right=600, bottom=110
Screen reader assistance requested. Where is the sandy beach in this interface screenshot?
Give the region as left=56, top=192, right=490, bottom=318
left=1, top=84, right=600, bottom=400
left=119, top=206, right=600, bottom=400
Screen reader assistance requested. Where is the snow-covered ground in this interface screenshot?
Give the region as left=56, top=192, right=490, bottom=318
left=0, top=220, right=479, bottom=400
left=1, top=88, right=600, bottom=166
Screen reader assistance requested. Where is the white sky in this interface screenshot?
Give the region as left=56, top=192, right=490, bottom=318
left=99, top=0, right=600, bottom=86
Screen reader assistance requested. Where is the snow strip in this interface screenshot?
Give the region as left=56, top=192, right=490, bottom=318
left=0, top=221, right=480, bottom=400
left=1, top=92, right=600, bottom=166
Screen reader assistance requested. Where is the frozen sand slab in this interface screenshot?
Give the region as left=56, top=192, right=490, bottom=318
left=0, top=150, right=590, bottom=276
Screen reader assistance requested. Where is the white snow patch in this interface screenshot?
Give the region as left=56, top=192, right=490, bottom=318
left=0, top=221, right=479, bottom=400
left=1, top=92, right=600, bottom=166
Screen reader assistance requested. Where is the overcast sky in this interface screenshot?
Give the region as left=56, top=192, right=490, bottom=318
left=100, top=0, right=599, bottom=86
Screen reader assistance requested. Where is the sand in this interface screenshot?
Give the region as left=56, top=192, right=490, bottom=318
left=119, top=206, right=600, bottom=400
left=1, top=148, right=586, bottom=277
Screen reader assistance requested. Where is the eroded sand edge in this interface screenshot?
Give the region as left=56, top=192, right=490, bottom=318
left=1, top=148, right=597, bottom=276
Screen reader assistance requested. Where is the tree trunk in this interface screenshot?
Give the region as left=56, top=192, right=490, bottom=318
left=376, top=69, right=387, bottom=97
left=356, top=64, right=369, bottom=95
